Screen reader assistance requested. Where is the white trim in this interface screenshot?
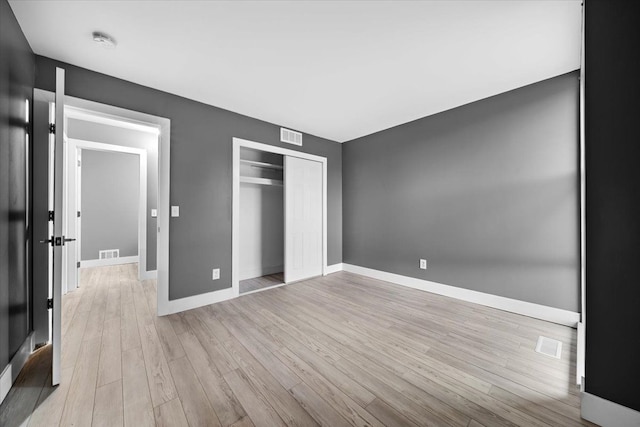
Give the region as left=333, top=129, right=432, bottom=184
left=66, top=139, right=147, bottom=284
left=66, top=105, right=160, bottom=136
left=80, top=255, right=139, bottom=268
left=159, top=287, right=236, bottom=314
left=578, top=1, right=587, bottom=388
left=140, top=269, right=157, bottom=280
left=582, top=392, right=640, bottom=427
left=342, top=264, right=580, bottom=327
left=577, top=321, right=585, bottom=386
left=0, top=333, right=34, bottom=404
left=232, top=137, right=328, bottom=302
left=326, top=263, right=344, bottom=274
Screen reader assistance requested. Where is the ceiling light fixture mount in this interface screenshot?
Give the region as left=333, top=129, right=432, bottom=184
left=92, top=31, right=117, bottom=49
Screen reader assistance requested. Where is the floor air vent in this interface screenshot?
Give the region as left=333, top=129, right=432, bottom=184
left=99, top=249, right=119, bottom=260
left=535, top=336, right=562, bottom=359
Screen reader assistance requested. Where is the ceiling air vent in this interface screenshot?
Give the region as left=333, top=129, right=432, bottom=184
left=280, top=128, right=302, bottom=146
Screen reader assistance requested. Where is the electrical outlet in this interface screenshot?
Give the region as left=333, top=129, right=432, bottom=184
left=212, top=268, right=220, bottom=280
left=420, top=259, right=427, bottom=270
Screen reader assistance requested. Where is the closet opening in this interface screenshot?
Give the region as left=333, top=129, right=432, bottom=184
left=232, top=137, right=328, bottom=298
left=239, top=147, right=285, bottom=294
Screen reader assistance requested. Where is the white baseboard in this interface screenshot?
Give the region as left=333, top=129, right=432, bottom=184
left=158, top=287, right=236, bottom=316
left=1, top=332, right=34, bottom=404
left=239, top=264, right=283, bottom=281
left=140, top=269, right=157, bottom=280
left=577, top=322, right=585, bottom=386
left=342, top=264, right=580, bottom=327
left=325, top=263, right=344, bottom=274
left=81, top=255, right=139, bottom=268
left=582, top=392, right=640, bottom=426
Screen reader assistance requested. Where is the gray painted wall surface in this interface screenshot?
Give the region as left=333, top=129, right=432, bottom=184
left=69, top=118, right=158, bottom=270
left=0, top=0, right=34, bottom=370
left=343, top=72, right=579, bottom=312
left=80, top=150, right=139, bottom=260
left=35, top=56, right=342, bottom=300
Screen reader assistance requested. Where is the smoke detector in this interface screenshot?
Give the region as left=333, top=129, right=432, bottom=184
left=92, top=31, right=117, bottom=49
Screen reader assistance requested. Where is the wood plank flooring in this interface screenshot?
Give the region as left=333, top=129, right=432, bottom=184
left=0, top=264, right=595, bottom=427
left=240, top=273, right=285, bottom=294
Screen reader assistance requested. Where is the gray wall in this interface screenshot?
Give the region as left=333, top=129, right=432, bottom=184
left=0, top=0, right=34, bottom=372
left=69, top=119, right=158, bottom=270
left=343, top=72, right=579, bottom=312
left=35, top=56, right=342, bottom=300
left=80, top=150, right=139, bottom=261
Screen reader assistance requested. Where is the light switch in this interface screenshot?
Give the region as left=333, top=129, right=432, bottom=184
left=171, top=206, right=180, bottom=217
left=151, top=209, right=157, bottom=218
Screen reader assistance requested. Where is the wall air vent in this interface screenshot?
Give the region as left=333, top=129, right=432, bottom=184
left=535, top=336, right=563, bottom=359
left=280, top=128, right=303, bottom=146
left=99, top=249, right=119, bottom=260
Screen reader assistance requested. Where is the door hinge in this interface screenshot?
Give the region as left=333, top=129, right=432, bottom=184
left=47, top=298, right=53, bottom=309
left=48, top=210, right=54, bottom=221
left=77, top=159, right=81, bottom=167
left=49, top=123, right=55, bottom=134
left=77, top=261, right=81, bottom=268
left=77, top=211, right=81, bottom=218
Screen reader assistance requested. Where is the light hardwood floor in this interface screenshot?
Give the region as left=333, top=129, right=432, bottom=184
left=0, top=264, right=595, bottom=427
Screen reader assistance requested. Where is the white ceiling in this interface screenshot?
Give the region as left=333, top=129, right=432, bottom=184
left=9, top=1, right=582, bottom=143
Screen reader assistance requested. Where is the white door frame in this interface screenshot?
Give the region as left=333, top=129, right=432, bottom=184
left=47, top=93, right=172, bottom=316
left=65, top=139, right=147, bottom=287
left=232, top=137, right=328, bottom=297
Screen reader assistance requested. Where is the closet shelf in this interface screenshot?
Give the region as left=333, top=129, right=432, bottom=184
left=240, top=176, right=284, bottom=186
left=240, top=159, right=284, bottom=170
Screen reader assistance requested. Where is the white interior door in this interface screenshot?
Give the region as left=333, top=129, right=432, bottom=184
left=51, top=67, right=67, bottom=386
left=284, top=156, right=323, bottom=283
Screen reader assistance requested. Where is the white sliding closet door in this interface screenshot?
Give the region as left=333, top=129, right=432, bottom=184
left=284, top=156, right=323, bottom=283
